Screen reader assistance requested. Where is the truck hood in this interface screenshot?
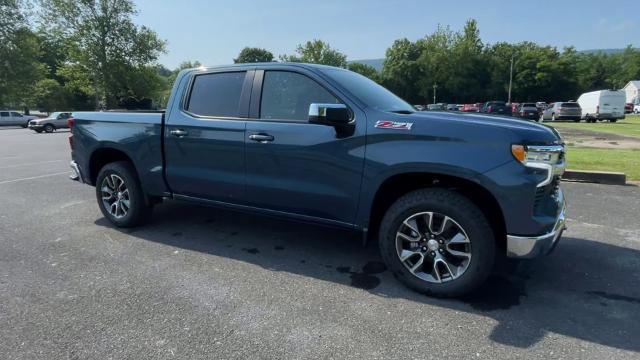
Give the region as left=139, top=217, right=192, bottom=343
left=399, top=111, right=562, bottom=145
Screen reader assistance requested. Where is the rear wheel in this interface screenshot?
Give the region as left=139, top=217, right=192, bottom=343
left=551, top=113, right=556, bottom=121
left=379, top=188, right=495, bottom=297
left=610, top=119, right=617, bottom=123
left=43, top=124, right=55, bottom=133
left=96, top=161, right=153, bottom=227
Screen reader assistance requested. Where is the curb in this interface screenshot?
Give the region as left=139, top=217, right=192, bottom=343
left=562, top=170, right=626, bottom=185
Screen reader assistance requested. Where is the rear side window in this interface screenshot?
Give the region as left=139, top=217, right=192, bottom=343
left=0, top=112, right=9, bottom=117
left=260, top=71, right=340, bottom=121
left=187, top=72, right=246, bottom=117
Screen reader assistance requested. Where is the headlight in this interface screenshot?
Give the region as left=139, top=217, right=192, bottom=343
left=511, top=144, right=563, bottom=165
left=511, top=144, right=565, bottom=187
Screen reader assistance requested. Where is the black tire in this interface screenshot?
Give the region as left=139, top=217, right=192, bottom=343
left=35, top=129, right=43, bottom=133
left=43, top=124, right=55, bottom=133
left=610, top=119, right=617, bottom=123
left=379, top=188, right=496, bottom=297
left=573, top=118, right=581, bottom=122
left=95, top=161, right=153, bottom=227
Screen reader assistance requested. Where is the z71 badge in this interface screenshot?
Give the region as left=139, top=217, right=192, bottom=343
left=375, top=120, right=413, bottom=130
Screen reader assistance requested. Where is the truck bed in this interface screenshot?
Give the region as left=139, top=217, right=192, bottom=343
left=71, top=110, right=168, bottom=197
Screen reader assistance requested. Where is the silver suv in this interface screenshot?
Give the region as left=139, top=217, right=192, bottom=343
left=0, top=111, right=36, bottom=127
left=28, top=112, right=73, bottom=133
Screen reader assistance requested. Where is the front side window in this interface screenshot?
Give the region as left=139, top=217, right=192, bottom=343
left=11, top=112, right=21, bottom=117
left=260, top=71, right=340, bottom=121
left=186, top=72, right=246, bottom=118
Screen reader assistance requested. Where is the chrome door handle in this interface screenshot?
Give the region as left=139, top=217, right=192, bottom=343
left=249, top=133, right=274, bottom=143
left=170, top=129, right=188, bottom=137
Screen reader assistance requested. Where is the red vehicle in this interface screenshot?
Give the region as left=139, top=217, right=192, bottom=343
left=625, top=103, right=634, bottom=114
left=460, top=104, right=479, bottom=112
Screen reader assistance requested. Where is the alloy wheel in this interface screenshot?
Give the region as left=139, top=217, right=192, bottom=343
left=395, top=211, right=471, bottom=283
left=100, top=174, right=130, bottom=219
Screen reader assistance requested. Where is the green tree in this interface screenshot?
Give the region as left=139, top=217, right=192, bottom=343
left=347, top=63, right=379, bottom=82
left=281, top=40, right=347, bottom=67
left=234, top=47, right=274, bottom=63
left=381, top=38, right=422, bottom=103
left=32, top=78, right=67, bottom=112
left=38, top=0, right=166, bottom=109
left=0, top=0, right=45, bottom=108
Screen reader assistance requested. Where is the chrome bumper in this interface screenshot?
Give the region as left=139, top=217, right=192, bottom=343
left=70, top=160, right=83, bottom=182
left=506, top=189, right=566, bottom=258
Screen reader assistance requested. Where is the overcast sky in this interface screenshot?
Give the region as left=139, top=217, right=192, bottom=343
left=134, top=0, right=639, bottom=69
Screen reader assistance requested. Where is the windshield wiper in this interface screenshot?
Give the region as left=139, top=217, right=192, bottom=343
left=388, top=110, right=414, bottom=114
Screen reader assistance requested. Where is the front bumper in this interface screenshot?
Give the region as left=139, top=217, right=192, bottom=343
left=506, top=188, right=566, bottom=258
left=28, top=124, right=44, bottom=130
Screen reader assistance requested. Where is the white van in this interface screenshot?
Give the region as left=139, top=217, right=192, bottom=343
left=577, top=90, right=626, bottom=122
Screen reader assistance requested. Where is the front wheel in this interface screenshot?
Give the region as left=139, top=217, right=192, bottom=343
left=379, top=188, right=495, bottom=297
left=43, top=124, right=55, bottom=133
left=96, top=161, right=153, bottom=227
left=610, top=119, right=618, bottom=123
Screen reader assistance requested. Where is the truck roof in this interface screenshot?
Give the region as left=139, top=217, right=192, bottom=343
left=184, top=62, right=343, bottom=73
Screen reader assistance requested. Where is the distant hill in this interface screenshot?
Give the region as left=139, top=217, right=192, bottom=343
left=578, top=48, right=637, bottom=55
left=349, top=48, right=637, bottom=72
left=348, top=58, right=384, bottom=71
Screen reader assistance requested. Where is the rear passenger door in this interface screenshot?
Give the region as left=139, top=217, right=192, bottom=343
left=164, top=69, right=253, bottom=202
left=243, top=69, right=366, bottom=225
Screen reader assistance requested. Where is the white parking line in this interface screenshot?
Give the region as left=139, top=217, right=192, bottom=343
left=0, top=160, right=63, bottom=170
left=0, top=171, right=70, bottom=185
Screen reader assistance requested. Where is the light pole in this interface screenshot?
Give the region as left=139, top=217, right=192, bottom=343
left=433, top=83, right=438, bottom=104
left=507, top=54, right=514, bottom=104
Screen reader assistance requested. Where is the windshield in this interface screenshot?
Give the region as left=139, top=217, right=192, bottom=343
left=560, top=102, right=580, bottom=108
left=321, top=69, right=414, bottom=113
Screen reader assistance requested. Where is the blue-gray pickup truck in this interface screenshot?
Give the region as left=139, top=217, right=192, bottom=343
left=69, top=63, right=566, bottom=297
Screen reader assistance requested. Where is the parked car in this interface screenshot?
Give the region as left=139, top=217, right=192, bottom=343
left=427, top=103, right=445, bottom=110
left=515, top=103, right=540, bottom=121
left=446, top=104, right=459, bottom=111
left=625, top=103, right=633, bottom=114
left=577, top=90, right=625, bottom=123
left=69, top=63, right=566, bottom=298
left=0, top=111, right=36, bottom=127
left=28, top=112, right=73, bottom=133
left=413, top=105, right=425, bottom=111
left=460, top=104, right=479, bottom=112
left=535, top=102, right=547, bottom=113
left=540, top=102, right=582, bottom=122
left=480, top=101, right=512, bottom=115
left=509, top=103, right=520, bottom=114
left=635, top=104, right=640, bottom=114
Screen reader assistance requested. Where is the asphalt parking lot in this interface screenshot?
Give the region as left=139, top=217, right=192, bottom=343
left=1, top=127, right=639, bottom=359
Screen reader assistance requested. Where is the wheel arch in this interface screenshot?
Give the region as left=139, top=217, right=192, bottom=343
left=366, top=171, right=506, bottom=250
left=88, top=146, right=135, bottom=186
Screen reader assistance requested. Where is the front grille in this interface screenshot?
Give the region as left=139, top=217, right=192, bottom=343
left=533, top=176, right=561, bottom=215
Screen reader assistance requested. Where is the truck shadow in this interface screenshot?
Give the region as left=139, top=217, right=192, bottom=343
left=96, top=200, right=640, bottom=352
